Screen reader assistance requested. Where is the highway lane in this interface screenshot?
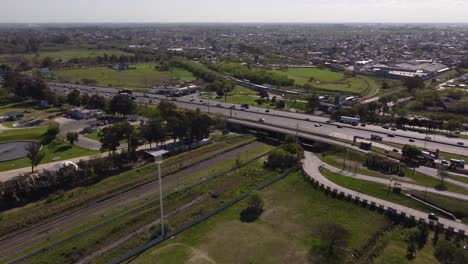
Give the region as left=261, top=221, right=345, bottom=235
left=49, top=82, right=468, bottom=156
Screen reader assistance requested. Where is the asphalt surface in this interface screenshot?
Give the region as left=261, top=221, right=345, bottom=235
left=49, top=82, right=468, bottom=156
left=0, top=142, right=261, bottom=262
left=303, top=151, right=468, bottom=234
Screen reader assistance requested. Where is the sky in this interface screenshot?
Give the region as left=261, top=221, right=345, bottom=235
left=1, top=0, right=468, bottom=23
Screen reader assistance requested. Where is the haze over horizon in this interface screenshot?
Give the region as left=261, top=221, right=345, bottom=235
left=2, top=0, right=468, bottom=24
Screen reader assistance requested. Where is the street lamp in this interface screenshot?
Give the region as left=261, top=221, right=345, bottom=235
left=145, top=149, right=169, bottom=238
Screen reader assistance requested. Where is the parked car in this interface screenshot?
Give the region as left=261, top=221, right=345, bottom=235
left=360, top=123, right=366, bottom=127
left=391, top=128, right=397, bottom=131
left=392, top=148, right=399, bottom=153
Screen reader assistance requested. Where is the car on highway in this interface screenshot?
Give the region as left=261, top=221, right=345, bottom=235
left=171, top=98, right=177, bottom=101
left=216, top=103, right=222, bottom=107
left=326, top=120, right=332, bottom=124
left=190, top=99, right=195, bottom=102
left=149, top=99, right=155, bottom=103
left=392, top=148, right=399, bottom=153
left=314, top=123, right=322, bottom=127
left=265, top=109, right=270, bottom=113
left=382, top=124, right=390, bottom=129
left=360, top=123, right=366, bottom=127
left=391, top=128, right=397, bottom=131
left=199, top=100, right=203, bottom=103
left=241, top=104, right=250, bottom=109
left=425, top=136, right=432, bottom=141
left=337, top=125, right=343, bottom=128
left=258, top=118, right=265, bottom=123
left=387, top=133, right=395, bottom=137
left=305, top=118, right=311, bottom=121
left=409, top=139, right=415, bottom=142
left=230, top=105, right=236, bottom=109
left=458, top=141, right=464, bottom=146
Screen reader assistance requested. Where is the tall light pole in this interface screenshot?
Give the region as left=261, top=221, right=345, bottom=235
left=145, top=149, right=169, bottom=238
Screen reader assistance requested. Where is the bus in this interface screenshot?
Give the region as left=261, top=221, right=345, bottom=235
left=449, top=159, right=465, bottom=169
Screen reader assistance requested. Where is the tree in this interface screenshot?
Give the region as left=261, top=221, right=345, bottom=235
left=402, top=144, right=422, bottom=160
left=141, top=118, right=166, bottom=147
left=240, top=191, right=264, bottom=222
left=25, top=143, right=44, bottom=173
left=306, top=95, right=320, bottom=113
left=88, top=94, right=106, bottom=109
left=98, top=126, right=121, bottom=156
left=258, top=89, right=269, bottom=100
left=66, top=132, right=79, bottom=145
left=42, top=123, right=60, bottom=145
left=403, top=76, right=424, bottom=92
left=67, top=90, right=81, bottom=106
left=309, top=223, right=350, bottom=264
left=110, top=94, right=136, bottom=116
left=437, top=167, right=449, bottom=185
left=434, top=239, right=468, bottom=264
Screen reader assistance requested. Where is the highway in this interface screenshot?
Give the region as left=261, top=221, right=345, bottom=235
left=49, top=82, right=468, bottom=156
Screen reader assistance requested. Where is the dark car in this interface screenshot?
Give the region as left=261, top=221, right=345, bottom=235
left=409, top=139, right=415, bottom=142
left=428, top=213, right=439, bottom=221
left=337, top=125, right=343, bottom=128
left=265, top=109, right=270, bottom=113
left=387, top=133, right=395, bottom=137
left=360, top=123, right=366, bottom=127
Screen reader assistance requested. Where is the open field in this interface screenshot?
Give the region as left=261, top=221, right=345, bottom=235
left=373, top=229, right=439, bottom=264
left=12, top=145, right=277, bottom=264
left=203, top=86, right=307, bottom=111
left=0, top=49, right=132, bottom=64
left=52, top=63, right=195, bottom=88
left=272, top=67, right=378, bottom=96
left=130, top=171, right=391, bottom=264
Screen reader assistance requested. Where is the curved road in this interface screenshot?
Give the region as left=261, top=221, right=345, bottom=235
left=303, top=151, right=468, bottom=234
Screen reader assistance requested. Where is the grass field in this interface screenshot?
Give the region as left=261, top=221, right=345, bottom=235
left=373, top=229, right=439, bottom=264
left=272, top=67, right=378, bottom=96
left=203, top=86, right=307, bottom=111
left=52, top=63, right=195, bottom=89
left=15, top=145, right=278, bottom=264
left=0, top=49, right=132, bottom=64
left=130, top=172, right=391, bottom=264
left=0, top=139, right=99, bottom=172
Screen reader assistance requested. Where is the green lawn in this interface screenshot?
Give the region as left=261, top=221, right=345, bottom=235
left=0, top=49, right=132, bottom=64
left=272, top=67, right=378, bottom=96
left=52, top=63, right=195, bottom=89
left=0, top=140, right=99, bottom=172
left=373, top=229, right=439, bottom=264
left=0, top=126, right=47, bottom=143
left=131, top=171, right=391, bottom=264
left=320, top=168, right=465, bottom=218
